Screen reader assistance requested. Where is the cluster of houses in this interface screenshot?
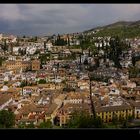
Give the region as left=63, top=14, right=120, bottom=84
left=0, top=32, right=140, bottom=128
left=0, top=34, right=17, bottom=43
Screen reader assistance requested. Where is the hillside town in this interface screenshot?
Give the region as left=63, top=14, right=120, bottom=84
left=0, top=30, right=140, bottom=128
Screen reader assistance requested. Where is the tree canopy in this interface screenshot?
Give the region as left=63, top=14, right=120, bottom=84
left=38, top=79, right=46, bottom=84
left=0, top=110, right=15, bottom=128
left=93, top=26, right=140, bottom=38
left=55, top=34, right=67, bottom=46
left=66, top=111, right=104, bottom=128
left=39, top=120, right=53, bottom=128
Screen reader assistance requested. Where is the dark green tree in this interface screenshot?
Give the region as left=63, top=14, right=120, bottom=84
left=39, top=53, right=51, bottom=65
left=67, top=35, right=70, bottom=46
left=18, top=122, right=26, bottom=128
left=38, top=79, right=46, bottom=84
left=20, top=81, right=27, bottom=87
left=34, top=36, right=38, bottom=42
left=44, top=41, right=46, bottom=49
left=108, top=36, right=129, bottom=68
left=112, top=114, right=119, bottom=127
left=26, top=122, right=35, bottom=128
left=67, top=111, right=104, bottom=128
left=39, top=120, right=53, bottom=128
left=129, top=66, right=140, bottom=78
left=0, top=57, right=5, bottom=66
left=2, top=39, right=8, bottom=52
left=55, top=34, right=67, bottom=46
left=132, top=56, right=136, bottom=66
left=16, top=37, right=20, bottom=46
left=83, top=58, right=88, bottom=65
left=0, top=110, right=15, bottom=128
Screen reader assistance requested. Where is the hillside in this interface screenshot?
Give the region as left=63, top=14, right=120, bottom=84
left=84, top=20, right=140, bottom=38
left=102, top=20, right=140, bottom=28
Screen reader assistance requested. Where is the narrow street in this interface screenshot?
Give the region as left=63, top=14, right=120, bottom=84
left=51, top=94, right=66, bottom=120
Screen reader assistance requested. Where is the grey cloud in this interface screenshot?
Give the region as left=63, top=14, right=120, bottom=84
left=0, top=4, right=139, bottom=36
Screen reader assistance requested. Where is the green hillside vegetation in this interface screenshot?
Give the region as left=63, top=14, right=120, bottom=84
left=84, top=20, right=140, bottom=38
left=93, top=26, right=140, bottom=38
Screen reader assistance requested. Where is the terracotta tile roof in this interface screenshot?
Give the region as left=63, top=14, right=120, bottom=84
left=46, top=103, right=57, bottom=116
left=19, top=118, right=37, bottom=122
left=0, top=94, right=12, bottom=106
left=19, top=103, right=37, bottom=115
left=38, top=113, right=45, bottom=119
left=15, top=114, right=22, bottom=120
left=32, top=96, right=41, bottom=102
left=7, top=104, right=17, bottom=112
left=23, top=86, right=38, bottom=89
left=66, top=92, right=89, bottom=100
left=128, top=100, right=140, bottom=107
left=61, top=103, right=90, bottom=114
left=134, top=87, right=140, bottom=91
left=95, top=104, right=133, bottom=113
left=28, top=114, right=35, bottom=119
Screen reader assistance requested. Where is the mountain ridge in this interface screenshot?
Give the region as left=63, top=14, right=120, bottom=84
left=84, top=20, right=140, bottom=33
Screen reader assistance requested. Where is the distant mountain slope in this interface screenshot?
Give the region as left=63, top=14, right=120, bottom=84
left=104, top=21, right=136, bottom=28
left=84, top=20, right=140, bottom=38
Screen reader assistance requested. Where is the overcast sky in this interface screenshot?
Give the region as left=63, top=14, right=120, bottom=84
left=0, top=4, right=140, bottom=36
